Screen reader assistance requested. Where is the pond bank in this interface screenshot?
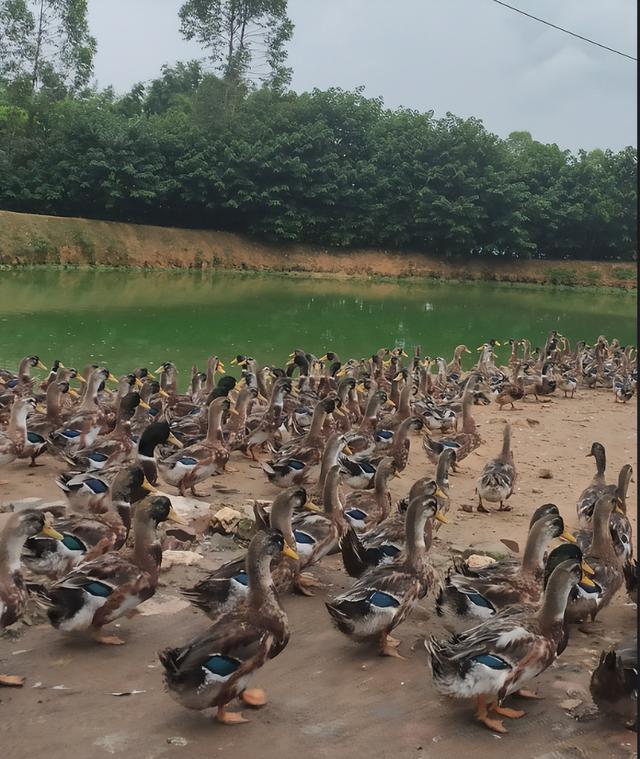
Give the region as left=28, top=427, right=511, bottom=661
left=0, top=209, right=636, bottom=289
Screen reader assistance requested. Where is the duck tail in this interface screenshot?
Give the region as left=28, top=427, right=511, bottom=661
left=339, top=527, right=367, bottom=578
left=324, top=601, right=354, bottom=635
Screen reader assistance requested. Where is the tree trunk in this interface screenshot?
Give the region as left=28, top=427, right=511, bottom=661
left=31, top=0, right=46, bottom=92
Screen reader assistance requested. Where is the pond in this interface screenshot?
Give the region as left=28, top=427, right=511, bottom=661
left=0, top=269, right=636, bottom=378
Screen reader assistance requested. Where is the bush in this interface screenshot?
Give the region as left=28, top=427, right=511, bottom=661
left=585, top=270, right=602, bottom=284
left=546, top=267, right=578, bottom=286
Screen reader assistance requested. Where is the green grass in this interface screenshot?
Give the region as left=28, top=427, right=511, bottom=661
left=612, top=266, right=635, bottom=281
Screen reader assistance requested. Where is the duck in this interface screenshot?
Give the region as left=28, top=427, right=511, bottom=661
left=590, top=638, right=638, bottom=731
left=271, top=396, right=343, bottom=467
left=435, top=514, right=583, bottom=633
left=566, top=493, right=625, bottom=624
left=426, top=554, right=584, bottom=733
left=46, top=494, right=184, bottom=644
left=181, top=487, right=313, bottom=617
left=234, top=377, right=293, bottom=460
left=160, top=529, right=296, bottom=724
left=576, top=442, right=608, bottom=525
left=22, top=465, right=154, bottom=579
left=423, top=383, right=482, bottom=469
left=0, top=398, right=41, bottom=467
left=326, top=492, right=446, bottom=658
left=494, top=364, right=525, bottom=410
left=289, top=466, right=349, bottom=585
left=575, top=463, right=633, bottom=563
left=341, top=457, right=397, bottom=530
left=613, top=376, right=634, bottom=403
left=476, top=424, right=516, bottom=513
left=135, top=420, right=184, bottom=485
left=158, top=397, right=231, bottom=497
left=340, top=480, right=446, bottom=578
left=1, top=510, right=63, bottom=686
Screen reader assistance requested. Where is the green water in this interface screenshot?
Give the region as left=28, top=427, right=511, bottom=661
left=0, top=270, right=636, bottom=378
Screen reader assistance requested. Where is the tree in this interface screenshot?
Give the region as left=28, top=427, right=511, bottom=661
left=0, top=0, right=96, bottom=93
left=178, top=0, right=293, bottom=89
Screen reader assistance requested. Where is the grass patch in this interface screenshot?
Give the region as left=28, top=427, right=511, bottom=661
left=611, top=266, right=635, bottom=281
left=546, top=267, right=578, bottom=286
left=585, top=270, right=602, bottom=285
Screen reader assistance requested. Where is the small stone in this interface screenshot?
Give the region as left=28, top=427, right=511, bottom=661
left=165, top=526, right=197, bottom=543
left=466, top=554, right=497, bottom=569
left=571, top=702, right=600, bottom=722
left=532, top=488, right=543, bottom=494
left=560, top=698, right=582, bottom=710
left=538, top=469, right=554, bottom=479
left=166, top=736, right=188, bottom=746
left=161, top=550, right=203, bottom=570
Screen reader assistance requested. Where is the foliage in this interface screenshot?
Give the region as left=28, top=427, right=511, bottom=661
left=0, top=54, right=635, bottom=261
left=0, top=0, right=96, bottom=94
left=179, top=0, right=293, bottom=89
left=611, top=266, right=635, bottom=281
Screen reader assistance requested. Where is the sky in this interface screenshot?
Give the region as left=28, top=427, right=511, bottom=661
left=87, top=0, right=637, bottom=151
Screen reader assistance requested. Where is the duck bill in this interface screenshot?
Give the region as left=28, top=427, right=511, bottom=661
left=319, top=354, right=328, bottom=361
left=561, top=529, right=577, bottom=543
left=159, top=389, right=169, bottom=398
left=146, top=371, right=155, bottom=379
left=142, top=476, right=158, bottom=493
left=581, top=559, right=595, bottom=576
left=167, top=432, right=183, bottom=448
left=434, top=510, right=449, bottom=524
left=107, top=373, right=118, bottom=383
left=217, top=363, right=225, bottom=373
left=230, top=357, right=238, bottom=365
left=36, top=360, right=48, bottom=370
left=58, top=362, right=66, bottom=369
left=434, top=485, right=448, bottom=500
left=282, top=543, right=299, bottom=560
left=304, top=500, right=322, bottom=513
left=139, top=400, right=151, bottom=410
left=77, top=374, right=87, bottom=383
left=580, top=574, right=596, bottom=587
left=155, top=366, right=165, bottom=374
left=167, top=507, right=187, bottom=525
left=134, top=378, right=144, bottom=389
left=39, top=525, right=64, bottom=540
left=68, top=388, right=79, bottom=398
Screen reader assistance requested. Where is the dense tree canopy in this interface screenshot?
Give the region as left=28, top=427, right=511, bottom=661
left=0, top=61, right=636, bottom=260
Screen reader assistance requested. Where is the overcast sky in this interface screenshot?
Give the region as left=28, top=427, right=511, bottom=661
left=88, top=0, right=636, bottom=151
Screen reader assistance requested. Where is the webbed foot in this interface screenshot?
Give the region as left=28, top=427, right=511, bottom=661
left=241, top=688, right=267, bottom=707
left=216, top=706, right=249, bottom=724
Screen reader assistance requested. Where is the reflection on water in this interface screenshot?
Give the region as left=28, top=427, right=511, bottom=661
left=0, top=270, right=636, bottom=377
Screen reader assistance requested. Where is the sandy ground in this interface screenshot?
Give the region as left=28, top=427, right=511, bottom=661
left=1, top=209, right=636, bottom=288
left=0, top=388, right=637, bottom=759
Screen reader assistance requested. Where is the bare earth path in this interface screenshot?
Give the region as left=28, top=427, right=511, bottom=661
left=0, top=388, right=636, bottom=759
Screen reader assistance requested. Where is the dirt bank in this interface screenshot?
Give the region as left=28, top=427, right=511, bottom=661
left=0, top=387, right=636, bottom=759
left=0, top=209, right=636, bottom=288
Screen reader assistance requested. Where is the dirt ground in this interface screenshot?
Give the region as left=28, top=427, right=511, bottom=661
left=0, top=387, right=637, bottom=759
left=1, top=209, right=636, bottom=289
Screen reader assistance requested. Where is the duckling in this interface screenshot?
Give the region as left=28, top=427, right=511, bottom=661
left=1, top=511, right=63, bottom=686
left=46, top=494, right=184, bottom=644
left=326, top=493, right=447, bottom=658
left=426, top=555, right=584, bottom=733
left=590, top=638, right=638, bottom=731
left=476, top=424, right=516, bottom=513
left=160, top=529, right=296, bottom=724
left=576, top=442, right=608, bottom=525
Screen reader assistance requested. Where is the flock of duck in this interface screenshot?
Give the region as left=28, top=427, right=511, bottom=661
left=0, top=333, right=636, bottom=735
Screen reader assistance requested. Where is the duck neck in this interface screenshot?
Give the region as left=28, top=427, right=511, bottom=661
left=435, top=454, right=451, bottom=491
left=205, top=357, right=216, bottom=393
left=592, top=447, right=606, bottom=484
left=398, top=384, right=411, bottom=416
left=247, top=550, right=284, bottom=633
left=374, top=467, right=392, bottom=518
left=521, top=519, right=550, bottom=574
left=204, top=404, right=224, bottom=446
left=404, top=502, right=429, bottom=571
left=79, top=372, right=101, bottom=411
left=538, top=570, right=574, bottom=634
left=0, top=517, right=28, bottom=576
left=323, top=470, right=344, bottom=525
left=616, top=466, right=632, bottom=510
left=499, top=425, right=511, bottom=461
left=8, top=403, right=29, bottom=443
left=133, top=514, right=161, bottom=575
left=461, top=390, right=475, bottom=433
left=269, top=499, right=296, bottom=549
left=359, top=396, right=380, bottom=432
left=589, top=501, right=616, bottom=559
left=391, top=417, right=413, bottom=454
left=318, top=436, right=342, bottom=494
left=46, top=383, right=62, bottom=419
left=308, top=404, right=327, bottom=439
